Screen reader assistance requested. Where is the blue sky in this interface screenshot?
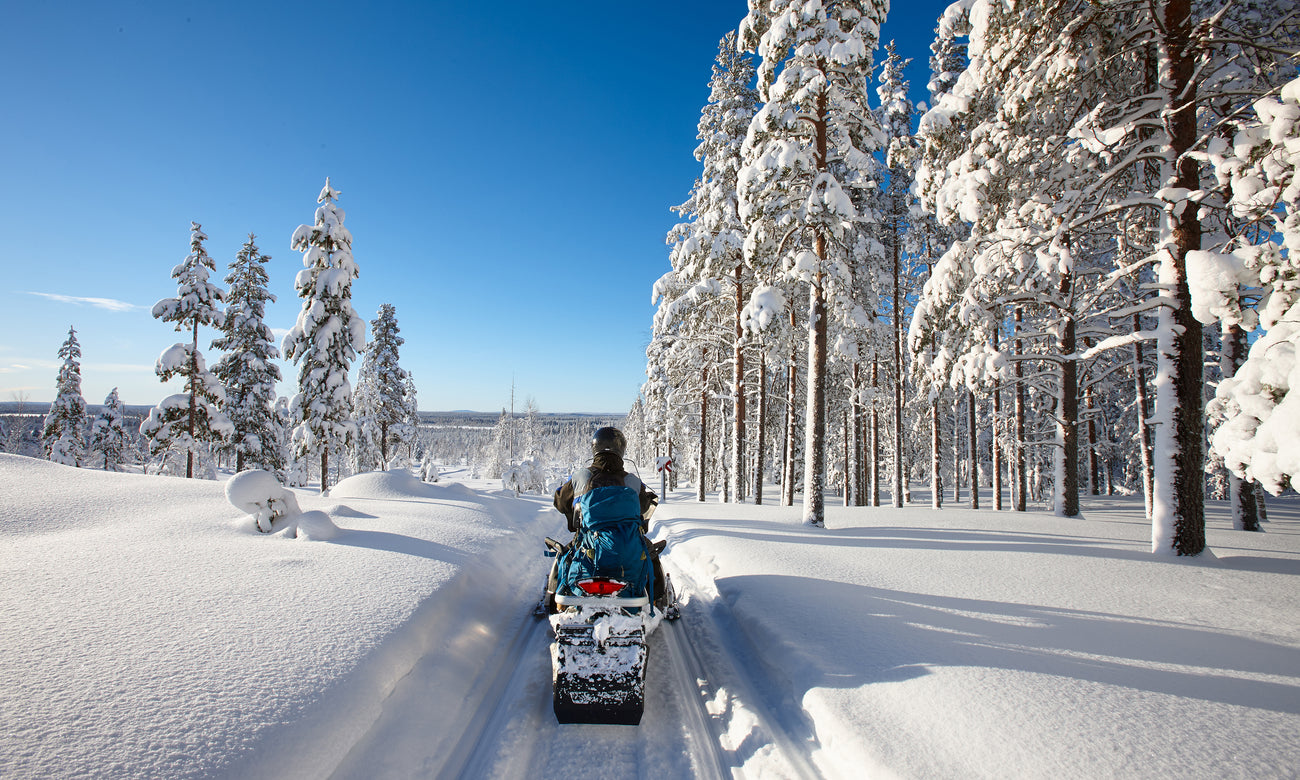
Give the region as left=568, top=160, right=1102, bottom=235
left=1, top=1, right=950, bottom=414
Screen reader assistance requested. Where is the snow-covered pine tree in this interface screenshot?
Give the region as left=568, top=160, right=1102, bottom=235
left=910, top=0, right=1297, bottom=550
left=212, top=234, right=284, bottom=478
left=87, top=388, right=132, bottom=471
left=284, top=179, right=365, bottom=494
left=740, top=282, right=798, bottom=505
left=912, top=0, right=1187, bottom=519
left=522, top=397, right=542, bottom=461
left=143, top=222, right=231, bottom=478
left=666, top=32, right=760, bottom=503
left=648, top=265, right=732, bottom=501
left=486, top=407, right=513, bottom=480
left=739, top=0, right=889, bottom=526
left=353, top=304, right=410, bottom=471
left=42, top=326, right=87, bottom=466
left=402, top=372, right=420, bottom=463
left=879, top=40, right=916, bottom=509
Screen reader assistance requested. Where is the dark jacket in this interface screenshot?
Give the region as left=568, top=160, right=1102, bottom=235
left=554, top=452, right=658, bottom=533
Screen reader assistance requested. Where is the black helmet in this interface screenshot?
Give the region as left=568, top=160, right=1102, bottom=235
left=592, top=427, right=627, bottom=457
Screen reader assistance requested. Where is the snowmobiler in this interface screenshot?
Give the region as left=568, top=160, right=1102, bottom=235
left=541, top=427, right=678, bottom=724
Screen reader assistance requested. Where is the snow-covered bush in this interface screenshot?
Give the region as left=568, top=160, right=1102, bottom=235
left=225, top=467, right=341, bottom=539
left=502, top=457, right=548, bottom=494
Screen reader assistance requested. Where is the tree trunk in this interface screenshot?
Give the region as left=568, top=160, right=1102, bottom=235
left=803, top=264, right=828, bottom=527
left=852, top=363, right=863, bottom=505
left=1085, top=384, right=1099, bottom=496
left=931, top=387, right=942, bottom=510
left=1014, top=309, right=1027, bottom=511
left=720, top=395, right=731, bottom=503
left=1222, top=322, right=1260, bottom=531
left=1059, top=333, right=1080, bottom=517
left=841, top=409, right=850, bottom=506
left=699, top=357, right=710, bottom=503
left=1132, top=314, right=1155, bottom=518
left=1152, top=0, right=1205, bottom=555
left=892, top=229, right=904, bottom=510
left=968, top=389, right=978, bottom=509
left=187, top=319, right=198, bottom=479
left=991, top=325, right=1003, bottom=510
left=1058, top=269, right=1080, bottom=518
left=953, top=401, right=962, bottom=504
left=783, top=327, right=798, bottom=507
left=732, top=263, right=746, bottom=502
left=802, top=88, right=830, bottom=528
left=321, top=448, right=330, bottom=495
left=871, top=357, right=880, bottom=507
left=669, top=438, right=677, bottom=492
left=755, top=353, right=767, bottom=506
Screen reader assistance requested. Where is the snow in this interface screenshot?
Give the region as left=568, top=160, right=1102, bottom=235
left=3, top=454, right=1299, bottom=778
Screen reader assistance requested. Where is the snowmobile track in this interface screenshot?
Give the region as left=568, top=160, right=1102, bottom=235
left=659, top=619, right=740, bottom=780
left=665, top=559, right=824, bottom=780
left=437, top=613, right=553, bottom=778
left=327, top=537, right=825, bottom=778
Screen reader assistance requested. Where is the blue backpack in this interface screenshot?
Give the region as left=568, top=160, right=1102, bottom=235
left=556, top=484, right=653, bottom=599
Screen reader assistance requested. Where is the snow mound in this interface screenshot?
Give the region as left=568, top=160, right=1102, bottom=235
left=295, top=510, right=341, bottom=541
left=330, top=468, right=440, bottom=501
left=326, top=503, right=376, bottom=518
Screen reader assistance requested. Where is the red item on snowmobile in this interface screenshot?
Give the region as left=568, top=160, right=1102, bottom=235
left=576, top=577, right=627, bottom=597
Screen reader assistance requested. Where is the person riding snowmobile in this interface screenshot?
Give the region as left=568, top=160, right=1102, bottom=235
left=545, top=426, right=666, bottom=612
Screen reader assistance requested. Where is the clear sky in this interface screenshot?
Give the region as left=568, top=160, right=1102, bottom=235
left=1, top=1, right=950, bottom=414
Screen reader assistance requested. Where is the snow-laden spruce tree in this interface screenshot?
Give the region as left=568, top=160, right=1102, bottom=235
left=87, top=387, right=132, bottom=471
left=353, top=304, right=411, bottom=472
left=739, top=0, right=889, bottom=526
left=668, top=31, right=760, bottom=503
left=42, top=326, right=87, bottom=466
left=212, top=234, right=284, bottom=478
left=142, top=222, right=232, bottom=478
left=284, top=179, right=365, bottom=494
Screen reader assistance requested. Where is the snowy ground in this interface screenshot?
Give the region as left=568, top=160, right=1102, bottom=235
left=2, top=452, right=1298, bottom=779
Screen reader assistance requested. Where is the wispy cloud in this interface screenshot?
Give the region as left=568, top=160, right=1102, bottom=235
left=86, top=363, right=155, bottom=373
left=0, top=359, right=57, bottom=374
left=27, top=292, right=145, bottom=312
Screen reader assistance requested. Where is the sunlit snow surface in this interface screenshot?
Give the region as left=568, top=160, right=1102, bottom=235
left=2, top=452, right=1299, bottom=778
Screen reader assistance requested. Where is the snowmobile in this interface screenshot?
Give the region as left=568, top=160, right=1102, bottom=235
left=540, top=536, right=678, bottom=725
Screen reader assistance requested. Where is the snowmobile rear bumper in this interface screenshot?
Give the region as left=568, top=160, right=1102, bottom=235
left=550, top=609, right=647, bottom=725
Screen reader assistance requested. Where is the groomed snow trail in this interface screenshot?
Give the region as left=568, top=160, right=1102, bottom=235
left=327, top=538, right=818, bottom=778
